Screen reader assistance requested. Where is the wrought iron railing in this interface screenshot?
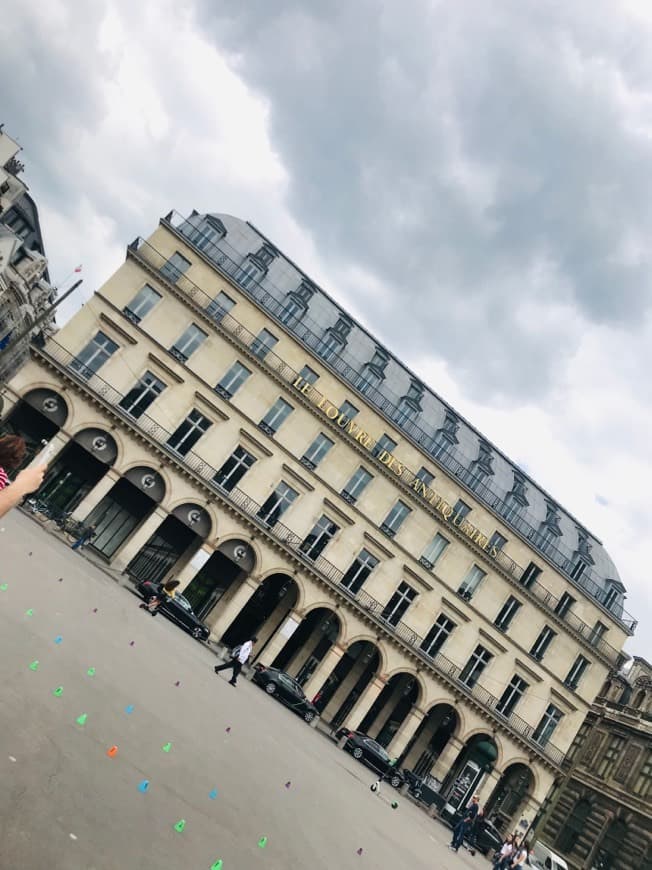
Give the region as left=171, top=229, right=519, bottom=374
left=125, top=236, right=628, bottom=658
left=162, top=212, right=637, bottom=635
left=37, top=336, right=571, bottom=766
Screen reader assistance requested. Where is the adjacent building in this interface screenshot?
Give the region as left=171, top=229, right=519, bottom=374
left=534, top=657, right=651, bottom=869
left=0, top=125, right=55, bottom=382
left=1, top=209, right=639, bottom=833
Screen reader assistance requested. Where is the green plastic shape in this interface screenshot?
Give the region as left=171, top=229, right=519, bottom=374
left=174, top=819, right=186, bottom=833
left=161, top=742, right=172, bottom=753
left=76, top=713, right=88, bottom=726
left=53, top=686, right=63, bottom=697
left=210, top=861, right=223, bottom=870
left=258, top=836, right=268, bottom=849
left=28, top=660, right=39, bottom=671
left=87, top=667, right=96, bottom=676
left=25, top=608, right=34, bottom=617
left=0, top=583, right=7, bottom=591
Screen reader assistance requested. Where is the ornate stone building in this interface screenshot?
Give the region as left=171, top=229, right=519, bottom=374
left=1, top=210, right=639, bottom=834
left=534, top=657, right=651, bottom=869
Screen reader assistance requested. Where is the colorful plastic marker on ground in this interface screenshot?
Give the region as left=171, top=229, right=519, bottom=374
left=285, top=781, right=291, bottom=789
left=28, top=660, right=39, bottom=671
left=106, top=745, right=118, bottom=758
left=92, top=608, right=98, bottom=613
left=87, top=667, right=96, bottom=676
left=225, top=726, right=231, bottom=733
left=53, top=686, right=63, bottom=697
left=138, top=779, right=150, bottom=793
left=0, top=583, right=7, bottom=591
left=54, top=636, right=63, bottom=644
left=209, top=788, right=218, bottom=800
left=25, top=609, right=33, bottom=617
left=125, top=704, right=134, bottom=714
left=75, top=713, right=88, bottom=726
left=129, top=640, right=135, bottom=646
left=210, top=861, right=223, bottom=870
left=174, top=680, right=180, bottom=687
left=161, top=742, right=172, bottom=753
left=257, top=837, right=268, bottom=849
left=174, top=819, right=186, bottom=833
left=391, top=801, right=398, bottom=809
left=357, top=848, right=363, bottom=856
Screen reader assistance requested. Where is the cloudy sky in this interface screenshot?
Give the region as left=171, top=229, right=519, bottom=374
left=3, top=0, right=651, bottom=658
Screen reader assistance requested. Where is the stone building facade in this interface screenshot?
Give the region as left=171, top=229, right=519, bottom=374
left=1, top=210, right=639, bottom=833
left=534, top=657, right=651, bottom=869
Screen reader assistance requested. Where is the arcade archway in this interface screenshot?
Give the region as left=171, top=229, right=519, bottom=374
left=127, top=503, right=211, bottom=585
left=271, top=607, right=340, bottom=686
left=221, top=573, right=298, bottom=652
left=184, top=539, right=256, bottom=620
left=1, top=388, right=68, bottom=459
left=314, top=639, right=381, bottom=726
left=400, top=703, right=458, bottom=774
left=38, top=428, right=118, bottom=515
left=486, top=763, right=534, bottom=831
left=359, top=672, right=420, bottom=747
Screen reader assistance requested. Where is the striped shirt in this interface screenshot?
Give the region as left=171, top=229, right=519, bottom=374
left=0, top=467, right=9, bottom=491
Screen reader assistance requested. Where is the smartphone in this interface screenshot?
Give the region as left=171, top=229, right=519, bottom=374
left=28, top=440, right=60, bottom=468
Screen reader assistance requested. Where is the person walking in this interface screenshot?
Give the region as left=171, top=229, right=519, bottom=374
left=510, top=841, right=530, bottom=868
left=213, top=636, right=257, bottom=687
left=467, top=806, right=485, bottom=855
left=140, top=579, right=180, bottom=615
left=449, top=794, right=480, bottom=852
left=71, top=523, right=97, bottom=551
left=493, top=833, right=515, bottom=869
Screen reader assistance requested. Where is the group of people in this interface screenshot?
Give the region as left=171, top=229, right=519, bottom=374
left=450, top=795, right=533, bottom=866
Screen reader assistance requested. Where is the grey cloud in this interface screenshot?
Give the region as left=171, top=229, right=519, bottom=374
left=195, top=0, right=652, bottom=400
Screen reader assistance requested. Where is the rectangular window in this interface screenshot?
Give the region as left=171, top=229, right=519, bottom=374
left=338, top=400, right=359, bottom=421
left=393, top=399, right=417, bottom=427
left=256, top=481, right=298, bottom=526
left=589, top=621, right=608, bottom=645
left=340, top=549, right=378, bottom=595
left=70, top=331, right=118, bottom=379
left=603, top=585, right=619, bottom=610
left=300, top=515, right=340, bottom=561
left=596, top=735, right=625, bottom=779
left=341, top=467, right=373, bottom=504
left=380, top=500, right=411, bottom=537
left=420, top=533, right=449, bottom=569
left=420, top=613, right=455, bottom=658
left=118, top=371, right=165, bottom=419
left=166, top=409, right=211, bottom=456
left=213, top=445, right=256, bottom=493
left=458, top=564, right=486, bottom=600
left=633, top=751, right=652, bottom=798
left=496, top=675, right=529, bottom=717
left=564, top=655, right=590, bottom=690
left=494, top=596, right=522, bottom=632
left=555, top=592, right=576, bottom=618
left=358, top=368, right=381, bottom=395
left=533, top=704, right=563, bottom=747
left=259, top=397, right=293, bottom=435
left=373, top=433, right=397, bottom=458
left=216, top=361, right=251, bottom=399
left=161, top=251, right=191, bottom=283
left=520, top=561, right=542, bottom=589
left=453, top=499, right=471, bottom=520
left=206, top=290, right=235, bottom=322
left=250, top=328, right=278, bottom=360
left=301, top=433, right=334, bottom=469
left=501, top=493, right=522, bottom=524
left=299, top=365, right=319, bottom=385
left=279, top=296, right=304, bottom=327
left=123, top=284, right=161, bottom=323
left=565, top=722, right=591, bottom=765
left=488, top=531, right=508, bottom=552
left=381, top=581, right=417, bottom=627
left=530, top=625, right=556, bottom=661
left=570, top=559, right=588, bottom=581
left=459, top=645, right=493, bottom=688
left=319, top=332, right=342, bottom=362
left=170, top=323, right=207, bottom=362
left=415, top=467, right=434, bottom=488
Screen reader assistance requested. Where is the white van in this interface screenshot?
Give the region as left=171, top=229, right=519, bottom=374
left=529, top=842, right=569, bottom=870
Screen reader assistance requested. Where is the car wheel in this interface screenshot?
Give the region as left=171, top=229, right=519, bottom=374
left=352, top=747, right=363, bottom=759
left=304, top=710, right=315, bottom=723
left=265, top=682, right=277, bottom=695
left=390, top=775, right=401, bottom=788
left=191, top=627, right=203, bottom=639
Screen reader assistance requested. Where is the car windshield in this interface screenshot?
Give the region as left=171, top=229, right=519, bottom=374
left=363, top=739, right=389, bottom=760
left=174, top=595, right=192, bottom=612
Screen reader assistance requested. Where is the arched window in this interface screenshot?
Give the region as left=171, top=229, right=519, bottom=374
left=632, top=689, right=646, bottom=710
left=594, top=819, right=628, bottom=870
left=555, top=798, right=591, bottom=853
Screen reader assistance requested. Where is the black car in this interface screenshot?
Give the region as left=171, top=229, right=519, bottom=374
left=137, top=580, right=210, bottom=641
left=334, top=728, right=405, bottom=788
left=252, top=665, right=319, bottom=723
left=449, top=811, right=503, bottom=856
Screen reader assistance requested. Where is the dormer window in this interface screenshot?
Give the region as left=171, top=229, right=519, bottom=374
left=393, top=397, right=418, bottom=427
left=183, top=213, right=226, bottom=251
left=536, top=501, right=563, bottom=553
left=603, top=582, right=622, bottom=611
left=331, top=313, right=353, bottom=340
left=430, top=411, right=459, bottom=460
left=319, top=330, right=344, bottom=362
left=358, top=366, right=382, bottom=395
left=502, top=470, right=529, bottom=522
left=279, top=293, right=306, bottom=327
left=237, top=256, right=263, bottom=290
left=253, top=243, right=277, bottom=267
left=294, top=278, right=316, bottom=305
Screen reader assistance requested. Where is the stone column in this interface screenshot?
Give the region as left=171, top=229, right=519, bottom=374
left=477, top=768, right=501, bottom=806
left=258, top=609, right=302, bottom=667
left=430, top=736, right=464, bottom=782
left=343, top=676, right=386, bottom=731
left=175, top=543, right=215, bottom=592
left=70, top=468, right=120, bottom=521
left=302, top=644, right=344, bottom=699
left=110, top=506, right=167, bottom=572
left=388, top=707, right=425, bottom=759
left=368, top=677, right=403, bottom=740
left=206, top=576, right=259, bottom=642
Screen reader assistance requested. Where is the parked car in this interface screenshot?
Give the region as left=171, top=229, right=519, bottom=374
left=252, top=665, right=319, bottom=723
left=136, top=580, right=209, bottom=641
left=334, top=728, right=405, bottom=788
left=448, top=811, right=503, bottom=856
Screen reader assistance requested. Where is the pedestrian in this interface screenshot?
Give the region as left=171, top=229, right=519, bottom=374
left=449, top=794, right=480, bottom=852
left=0, top=435, right=26, bottom=491
left=213, top=636, right=257, bottom=687
left=140, top=579, right=180, bottom=615
left=510, top=841, right=530, bottom=868
left=71, top=523, right=97, bottom=551
left=493, top=833, right=515, bottom=869
left=467, top=807, right=485, bottom=855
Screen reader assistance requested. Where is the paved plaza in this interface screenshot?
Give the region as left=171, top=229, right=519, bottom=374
left=0, top=510, right=489, bottom=869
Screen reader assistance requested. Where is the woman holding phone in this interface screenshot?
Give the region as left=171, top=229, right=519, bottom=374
left=0, top=434, right=47, bottom=519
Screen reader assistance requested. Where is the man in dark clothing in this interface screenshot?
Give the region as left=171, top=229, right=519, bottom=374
left=467, top=807, right=485, bottom=855
left=449, top=795, right=480, bottom=852
left=213, top=637, right=257, bottom=687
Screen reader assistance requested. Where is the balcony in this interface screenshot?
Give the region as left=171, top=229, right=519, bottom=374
left=161, top=214, right=637, bottom=635
left=35, top=336, right=568, bottom=768
left=123, top=235, right=630, bottom=661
